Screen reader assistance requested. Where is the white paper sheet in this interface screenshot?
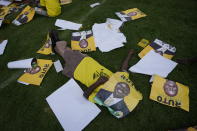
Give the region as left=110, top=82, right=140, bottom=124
left=0, top=40, right=8, bottom=55
left=92, top=19, right=126, bottom=52
left=0, top=0, right=12, bottom=6
left=7, top=58, right=34, bottom=69
left=90, top=2, right=100, bottom=8
left=54, top=60, right=63, bottom=73
left=46, top=79, right=101, bottom=131
left=129, top=50, right=177, bottom=78
left=55, top=19, right=82, bottom=30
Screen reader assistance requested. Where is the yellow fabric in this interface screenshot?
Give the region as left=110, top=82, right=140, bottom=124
left=138, top=45, right=173, bottom=59
left=18, top=59, right=53, bottom=86
left=122, top=8, right=147, bottom=20
left=71, top=36, right=96, bottom=52
left=98, top=72, right=142, bottom=111
left=14, top=6, right=35, bottom=24
left=40, top=0, right=61, bottom=17
left=37, top=33, right=53, bottom=55
left=73, top=57, right=113, bottom=101
left=137, top=39, right=150, bottom=48
left=188, top=127, right=197, bottom=131
left=150, top=75, right=189, bottom=112
left=0, top=6, right=10, bottom=19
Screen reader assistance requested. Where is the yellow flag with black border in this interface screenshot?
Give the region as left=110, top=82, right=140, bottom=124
left=12, top=5, right=35, bottom=26
left=150, top=75, right=189, bottom=112
left=71, top=30, right=96, bottom=52
left=116, top=8, right=146, bottom=22
left=138, top=39, right=176, bottom=59
left=37, top=33, right=53, bottom=55
left=18, top=59, right=53, bottom=86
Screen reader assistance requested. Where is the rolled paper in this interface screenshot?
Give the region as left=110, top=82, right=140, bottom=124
left=7, top=58, right=37, bottom=69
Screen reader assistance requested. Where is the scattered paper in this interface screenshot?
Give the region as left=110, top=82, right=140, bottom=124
left=17, top=59, right=53, bottom=86
left=129, top=50, right=177, bottom=78
left=92, top=18, right=126, bottom=52
left=46, top=79, right=101, bottom=131
left=54, top=60, right=63, bottom=73
left=90, top=2, right=100, bottom=8
left=0, top=0, right=12, bottom=6
left=115, top=8, right=147, bottom=22
left=55, top=19, right=82, bottom=30
left=150, top=75, right=189, bottom=112
left=71, top=30, right=96, bottom=52
left=138, top=39, right=176, bottom=59
left=0, top=40, right=8, bottom=55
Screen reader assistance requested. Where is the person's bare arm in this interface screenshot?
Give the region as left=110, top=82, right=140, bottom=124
left=120, top=49, right=135, bottom=71
left=83, top=76, right=109, bottom=99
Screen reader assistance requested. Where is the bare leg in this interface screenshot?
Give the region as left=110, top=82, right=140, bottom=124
left=120, top=49, right=135, bottom=71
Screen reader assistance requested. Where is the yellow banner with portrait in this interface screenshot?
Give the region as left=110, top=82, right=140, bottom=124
left=12, top=5, right=35, bottom=26
left=18, top=59, right=53, bottom=86
left=116, top=8, right=146, bottom=22
left=37, top=33, right=53, bottom=55
left=138, top=39, right=176, bottom=59
left=71, top=30, right=96, bottom=52
left=150, top=75, right=189, bottom=112
left=94, top=72, right=143, bottom=118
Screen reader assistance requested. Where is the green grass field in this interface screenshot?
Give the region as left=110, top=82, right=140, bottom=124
left=0, top=0, right=197, bottom=130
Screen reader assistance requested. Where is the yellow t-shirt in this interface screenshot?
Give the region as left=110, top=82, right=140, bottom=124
left=150, top=75, right=189, bottom=112
left=73, top=57, right=113, bottom=101
left=40, top=0, right=61, bottom=17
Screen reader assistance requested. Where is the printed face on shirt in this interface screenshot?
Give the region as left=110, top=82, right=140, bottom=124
left=127, top=12, right=137, bottom=17
left=163, top=80, right=178, bottom=97
left=25, top=66, right=41, bottom=74
left=79, top=39, right=88, bottom=48
left=113, top=82, right=130, bottom=98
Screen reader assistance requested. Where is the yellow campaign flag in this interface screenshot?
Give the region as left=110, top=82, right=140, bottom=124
left=138, top=39, right=176, bottom=59
left=37, top=33, right=53, bottom=55
left=137, top=38, right=150, bottom=48
left=18, top=59, right=53, bottom=86
left=71, top=30, right=96, bottom=52
left=150, top=75, right=189, bottom=112
left=94, top=72, right=142, bottom=118
left=116, top=8, right=146, bottom=22
left=12, top=5, right=35, bottom=26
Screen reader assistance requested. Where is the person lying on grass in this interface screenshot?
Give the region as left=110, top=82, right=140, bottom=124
left=50, top=30, right=142, bottom=118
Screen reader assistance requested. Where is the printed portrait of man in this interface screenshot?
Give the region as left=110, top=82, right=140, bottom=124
left=79, top=39, right=88, bottom=48
left=163, top=80, right=178, bottom=97
left=25, top=66, right=41, bottom=74
left=44, top=39, right=52, bottom=48
left=127, top=11, right=137, bottom=17
left=95, top=82, right=131, bottom=118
